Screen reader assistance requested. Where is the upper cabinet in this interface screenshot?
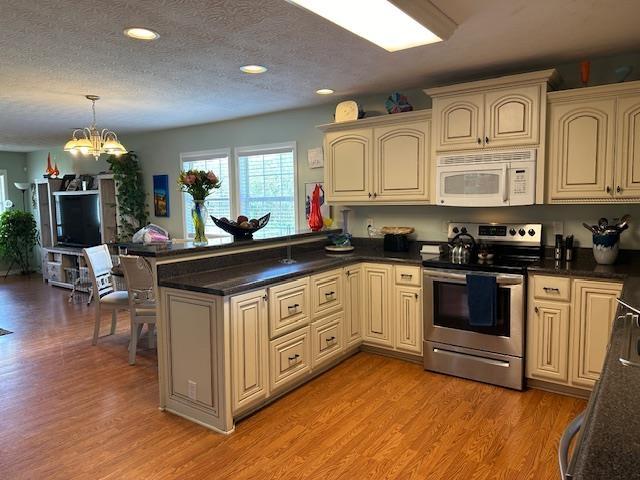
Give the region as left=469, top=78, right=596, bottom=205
left=426, top=70, right=556, bottom=153
left=320, top=110, right=431, bottom=204
left=547, top=83, right=640, bottom=203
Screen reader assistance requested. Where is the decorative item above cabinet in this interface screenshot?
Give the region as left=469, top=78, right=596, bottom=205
left=546, top=80, right=640, bottom=203
left=318, top=110, right=432, bottom=204
left=425, top=69, right=559, bottom=204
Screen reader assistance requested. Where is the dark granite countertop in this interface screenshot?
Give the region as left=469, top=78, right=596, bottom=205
left=158, top=243, right=424, bottom=296
left=528, top=249, right=640, bottom=281
left=124, top=228, right=341, bottom=258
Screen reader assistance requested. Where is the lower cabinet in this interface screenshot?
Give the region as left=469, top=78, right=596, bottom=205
left=526, top=275, right=622, bottom=391
left=343, top=265, right=364, bottom=348
left=269, top=326, right=311, bottom=392
left=230, top=289, right=269, bottom=414
left=394, top=285, right=422, bottom=354
left=362, top=263, right=394, bottom=347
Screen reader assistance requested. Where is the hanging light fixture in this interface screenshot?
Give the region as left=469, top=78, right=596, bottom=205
left=63, top=95, right=127, bottom=160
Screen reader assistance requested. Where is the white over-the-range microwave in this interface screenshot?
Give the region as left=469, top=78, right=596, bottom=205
left=435, top=148, right=536, bottom=207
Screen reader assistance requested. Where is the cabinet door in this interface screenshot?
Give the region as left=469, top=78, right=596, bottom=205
left=615, top=94, right=640, bottom=199
left=526, top=300, right=570, bottom=383
left=547, top=98, right=616, bottom=201
left=362, top=264, right=393, bottom=347
left=571, top=280, right=622, bottom=389
left=230, top=290, right=269, bottom=413
left=324, top=129, right=373, bottom=202
left=373, top=120, right=430, bottom=201
left=433, top=93, right=484, bottom=151
left=344, top=265, right=364, bottom=348
left=269, top=327, right=311, bottom=392
left=484, top=85, right=540, bottom=148
left=394, top=285, right=422, bottom=355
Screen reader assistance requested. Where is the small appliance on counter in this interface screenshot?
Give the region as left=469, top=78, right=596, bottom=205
left=381, top=226, right=414, bottom=252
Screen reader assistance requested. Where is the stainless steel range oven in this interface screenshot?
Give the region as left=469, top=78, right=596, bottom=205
left=421, top=222, right=543, bottom=391
left=423, top=269, right=525, bottom=390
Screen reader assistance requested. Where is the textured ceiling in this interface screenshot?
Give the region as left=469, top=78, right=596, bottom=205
left=1, top=0, right=640, bottom=151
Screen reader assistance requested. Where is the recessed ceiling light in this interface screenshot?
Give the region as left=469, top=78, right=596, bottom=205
left=240, top=65, right=268, bottom=74
left=316, top=88, right=335, bottom=95
left=287, top=0, right=449, bottom=52
left=123, top=27, right=160, bottom=41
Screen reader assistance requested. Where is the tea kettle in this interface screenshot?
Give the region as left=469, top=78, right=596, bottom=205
left=449, top=232, right=476, bottom=264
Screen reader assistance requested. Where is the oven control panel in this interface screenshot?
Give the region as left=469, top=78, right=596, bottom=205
left=448, top=222, right=542, bottom=245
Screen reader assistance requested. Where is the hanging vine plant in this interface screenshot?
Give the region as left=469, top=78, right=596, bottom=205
left=107, top=152, right=148, bottom=241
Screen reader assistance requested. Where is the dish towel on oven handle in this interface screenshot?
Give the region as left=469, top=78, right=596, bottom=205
left=466, top=274, right=498, bottom=327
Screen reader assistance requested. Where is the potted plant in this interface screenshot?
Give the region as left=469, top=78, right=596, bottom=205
left=178, top=170, right=221, bottom=245
left=0, top=210, right=39, bottom=275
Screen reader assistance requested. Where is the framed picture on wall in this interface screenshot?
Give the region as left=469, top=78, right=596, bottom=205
left=153, top=174, right=170, bottom=217
left=305, top=182, right=330, bottom=221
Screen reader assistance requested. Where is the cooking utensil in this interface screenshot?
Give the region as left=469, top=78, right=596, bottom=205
left=598, top=218, right=609, bottom=230
left=618, top=214, right=631, bottom=230
left=449, top=232, right=476, bottom=264
left=583, top=223, right=597, bottom=234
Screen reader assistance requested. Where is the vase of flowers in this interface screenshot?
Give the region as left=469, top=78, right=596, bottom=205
left=178, top=170, right=221, bottom=246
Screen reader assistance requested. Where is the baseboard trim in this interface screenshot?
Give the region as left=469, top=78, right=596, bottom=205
left=360, top=344, right=423, bottom=364
left=526, top=378, right=591, bottom=399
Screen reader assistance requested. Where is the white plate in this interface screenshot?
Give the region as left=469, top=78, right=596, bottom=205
left=325, top=245, right=355, bottom=253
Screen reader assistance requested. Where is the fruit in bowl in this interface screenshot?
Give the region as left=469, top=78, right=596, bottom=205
left=211, top=213, right=271, bottom=238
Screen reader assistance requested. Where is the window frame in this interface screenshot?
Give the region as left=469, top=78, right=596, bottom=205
left=0, top=170, right=8, bottom=213
left=233, top=141, right=299, bottom=233
left=179, top=148, right=232, bottom=239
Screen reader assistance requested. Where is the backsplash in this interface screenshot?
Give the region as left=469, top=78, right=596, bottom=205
left=346, top=204, right=640, bottom=249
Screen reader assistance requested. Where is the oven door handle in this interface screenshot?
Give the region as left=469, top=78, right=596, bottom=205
left=423, top=270, right=523, bottom=286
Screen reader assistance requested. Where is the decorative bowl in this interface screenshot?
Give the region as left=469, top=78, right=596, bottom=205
left=211, top=213, right=270, bottom=239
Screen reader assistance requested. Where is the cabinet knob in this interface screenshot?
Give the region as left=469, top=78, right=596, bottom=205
left=324, top=291, right=335, bottom=297
left=617, top=186, right=622, bottom=193
left=287, top=303, right=300, bottom=311
left=262, top=294, right=268, bottom=302
left=325, top=336, right=336, bottom=342
left=485, top=136, right=489, bottom=144
left=288, top=354, right=300, bottom=361
left=345, top=271, right=350, bottom=277
left=477, top=138, right=482, bottom=145
left=415, top=292, right=419, bottom=299
left=368, top=192, right=372, bottom=198
left=373, top=192, right=377, bottom=198
left=606, top=186, right=611, bottom=194
left=534, top=306, right=539, bottom=314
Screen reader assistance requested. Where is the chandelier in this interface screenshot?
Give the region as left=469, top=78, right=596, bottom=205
left=63, top=95, right=127, bottom=160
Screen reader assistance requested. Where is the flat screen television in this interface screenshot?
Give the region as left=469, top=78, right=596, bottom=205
left=55, top=193, right=101, bottom=247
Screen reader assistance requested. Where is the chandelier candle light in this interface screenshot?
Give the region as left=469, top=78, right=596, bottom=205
left=178, top=170, right=222, bottom=246
left=63, top=95, right=127, bottom=160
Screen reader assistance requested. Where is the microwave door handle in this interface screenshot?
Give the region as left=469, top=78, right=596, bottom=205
left=502, top=164, right=509, bottom=204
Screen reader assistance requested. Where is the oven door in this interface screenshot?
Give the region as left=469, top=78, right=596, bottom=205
left=423, top=269, right=524, bottom=357
left=436, top=162, right=509, bottom=207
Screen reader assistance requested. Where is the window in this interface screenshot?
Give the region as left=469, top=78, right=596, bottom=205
left=0, top=170, right=7, bottom=214
left=180, top=149, right=231, bottom=238
left=235, top=143, right=297, bottom=237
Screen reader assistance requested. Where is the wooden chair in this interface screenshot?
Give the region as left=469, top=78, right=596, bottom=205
left=119, top=255, right=157, bottom=365
left=83, top=245, right=129, bottom=345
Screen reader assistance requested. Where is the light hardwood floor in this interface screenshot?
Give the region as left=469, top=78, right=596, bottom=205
left=0, top=275, right=585, bottom=479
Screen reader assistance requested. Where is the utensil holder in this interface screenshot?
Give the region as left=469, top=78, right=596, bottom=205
left=593, top=233, right=620, bottom=265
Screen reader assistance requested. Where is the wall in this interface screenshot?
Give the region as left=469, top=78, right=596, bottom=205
left=21, top=51, right=640, bottom=249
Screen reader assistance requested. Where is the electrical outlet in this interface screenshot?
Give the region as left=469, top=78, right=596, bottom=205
left=552, top=221, right=564, bottom=236
left=188, top=380, right=197, bottom=400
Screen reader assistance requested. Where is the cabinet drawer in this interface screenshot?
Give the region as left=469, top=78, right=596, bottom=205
left=394, top=265, right=421, bottom=286
left=47, top=262, right=63, bottom=282
left=533, top=275, right=571, bottom=301
left=311, top=312, right=344, bottom=368
left=268, top=278, right=310, bottom=339
left=269, top=327, right=311, bottom=391
left=310, top=269, right=343, bottom=319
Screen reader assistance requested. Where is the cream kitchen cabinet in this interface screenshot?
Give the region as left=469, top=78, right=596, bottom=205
left=343, top=265, right=364, bottom=348
left=394, top=285, right=422, bottom=355
left=526, top=274, right=622, bottom=393
left=362, top=263, right=394, bottom=348
left=320, top=111, right=432, bottom=204
left=230, top=289, right=269, bottom=414
left=547, top=82, right=640, bottom=203
left=571, top=279, right=622, bottom=389
left=426, top=70, right=555, bottom=152
left=324, top=128, right=373, bottom=202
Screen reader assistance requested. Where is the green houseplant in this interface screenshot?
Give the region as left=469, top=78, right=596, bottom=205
left=106, top=152, right=148, bottom=241
left=0, top=209, right=38, bottom=274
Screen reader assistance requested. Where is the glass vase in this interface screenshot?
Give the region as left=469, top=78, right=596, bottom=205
left=191, top=200, right=208, bottom=246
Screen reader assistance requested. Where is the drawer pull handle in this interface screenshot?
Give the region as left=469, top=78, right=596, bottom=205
left=288, top=354, right=300, bottom=361
left=287, top=303, right=300, bottom=311
left=401, top=274, right=413, bottom=279
left=543, top=287, right=560, bottom=293
left=324, top=291, right=335, bottom=297
left=325, top=336, right=336, bottom=343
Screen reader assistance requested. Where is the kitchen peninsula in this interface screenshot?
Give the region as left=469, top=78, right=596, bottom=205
left=128, top=230, right=426, bottom=433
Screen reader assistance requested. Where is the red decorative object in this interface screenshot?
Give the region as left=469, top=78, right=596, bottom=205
left=308, top=184, right=323, bottom=232
left=580, top=60, right=591, bottom=86
left=46, top=152, right=55, bottom=176
left=52, top=163, right=59, bottom=177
